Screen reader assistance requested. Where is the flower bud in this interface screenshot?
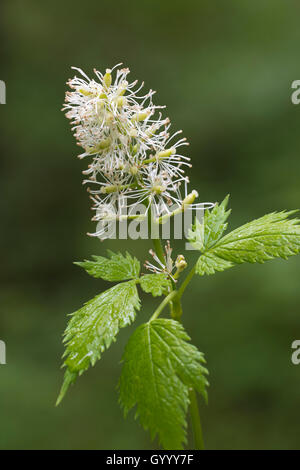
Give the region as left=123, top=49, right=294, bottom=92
left=157, top=147, right=176, bottom=159
left=132, top=110, right=150, bottom=122
left=79, top=87, right=93, bottom=96
left=175, top=255, right=187, bottom=272
left=103, top=69, right=112, bottom=88
left=89, top=137, right=111, bottom=153
left=182, top=190, right=198, bottom=207
left=100, top=185, right=118, bottom=194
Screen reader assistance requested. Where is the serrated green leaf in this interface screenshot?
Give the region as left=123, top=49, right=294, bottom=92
left=119, top=318, right=208, bottom=450
left=192, top=201, right=300, bottom=276
left=56, top=281, right=140, bottom=405
left=75, top=250, right=140, bottom=281
left=196, top=251, right=233, bottom=275
left=140, top=273, right=172, bottom=297
left=188, top=195, right=231, bottom=251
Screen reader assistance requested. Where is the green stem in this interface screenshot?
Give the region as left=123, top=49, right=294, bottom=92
left=177, top=265, right=196, bottom=299
left=189, top=388, right=205, bottom=450
left=149, top=290, right=177, bottom=322
left=147, top=202, right=203, bottom=446
left=177, top=264, right=204, bottom=449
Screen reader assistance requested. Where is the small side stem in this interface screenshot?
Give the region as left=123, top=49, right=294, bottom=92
left=177, top=265, right=196, bottom=299
left=189, top=388, right=205, bottom=450
left=149, top=290, right=177, bottom=322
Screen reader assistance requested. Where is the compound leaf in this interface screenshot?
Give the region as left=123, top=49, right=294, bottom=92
left=119, top=318, right=208, bottom=450
left=189, top=197, right=300, bottom=276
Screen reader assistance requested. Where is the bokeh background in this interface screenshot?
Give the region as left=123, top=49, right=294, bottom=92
left=1, top=0, right=300, bottom=450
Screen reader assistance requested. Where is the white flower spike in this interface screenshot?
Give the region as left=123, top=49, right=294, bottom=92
left=63, top=64, right=214, bottom=237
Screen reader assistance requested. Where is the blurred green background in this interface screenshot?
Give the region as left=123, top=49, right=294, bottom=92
left=1, top=0, right=300, bottom=449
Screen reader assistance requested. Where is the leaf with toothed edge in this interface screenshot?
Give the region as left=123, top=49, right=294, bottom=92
left=140, top=273, right=172, bottom=297
left=118, top=318, right=208, bottom=450
left=188, top=196, right=300, bottom=276
left=56, top=280, right=140, bottom=405
left=75, top=250, right=140, bottom=281
left=188, top=194, right=231, bottom=252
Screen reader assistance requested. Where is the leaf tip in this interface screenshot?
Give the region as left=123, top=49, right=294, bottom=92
left=220, top=194, right=230, bottom=208
left=73, top=261, right=84, bottom=268
left=56, top=369, right=77, bottom=406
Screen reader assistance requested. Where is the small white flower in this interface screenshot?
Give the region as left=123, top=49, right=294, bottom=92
left=135, top=163, right=186, bottom=216
left=145, top=241, right=176, bottom=281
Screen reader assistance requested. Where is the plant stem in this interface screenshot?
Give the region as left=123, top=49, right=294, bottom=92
left=147, top=210, right=204, bottom=448
left=189, top=388, right=205, bottom=450
left=149, top=290, right=178, bottom=322
left=177, top=264, right=196, bottom=299
left=177, top=264, right=204, bottom=449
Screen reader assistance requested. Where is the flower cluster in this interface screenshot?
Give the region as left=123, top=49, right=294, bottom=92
left=63, top=64, right=213, bottom=237
left=144, top=241, right=188, bottom=282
